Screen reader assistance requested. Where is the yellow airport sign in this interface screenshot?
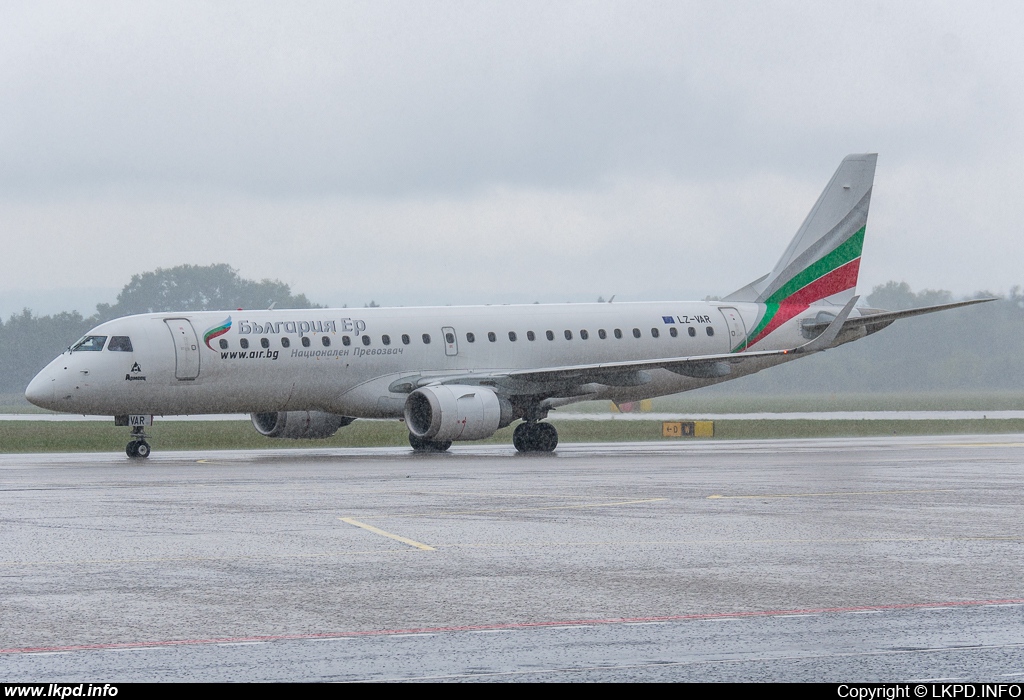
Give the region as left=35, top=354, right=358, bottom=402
left=662, top=421, right=714, bottom=438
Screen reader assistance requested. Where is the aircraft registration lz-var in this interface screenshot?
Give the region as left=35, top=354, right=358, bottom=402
left=26, top=154, right=989, bottom=457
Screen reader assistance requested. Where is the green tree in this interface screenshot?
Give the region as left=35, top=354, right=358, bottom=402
left=94, top=264, right=320, bottom=321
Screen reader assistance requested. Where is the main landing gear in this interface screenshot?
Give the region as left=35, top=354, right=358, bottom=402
left=513, top=421, right=558, bottom=453
left=126, top=426, right=151, bottom=459
left=409, top=433, right=452, bottom=453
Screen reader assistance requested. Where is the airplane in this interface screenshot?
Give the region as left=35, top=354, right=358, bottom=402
left=24, top=153, right=990, bottom=458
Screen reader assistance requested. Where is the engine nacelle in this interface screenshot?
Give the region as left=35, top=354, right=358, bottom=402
left=250, top=411, right=354, bottom=439
left=404, top=385, right=513, bottom=442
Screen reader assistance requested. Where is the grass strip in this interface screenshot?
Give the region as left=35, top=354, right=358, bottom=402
left=2, top=418, right=1024, bottom=453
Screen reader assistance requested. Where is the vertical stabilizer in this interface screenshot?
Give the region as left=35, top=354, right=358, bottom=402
left=724, top=153, right=877, bottom=348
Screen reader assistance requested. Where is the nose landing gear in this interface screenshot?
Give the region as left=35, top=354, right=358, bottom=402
left=126, top=426, right=151, bottom=459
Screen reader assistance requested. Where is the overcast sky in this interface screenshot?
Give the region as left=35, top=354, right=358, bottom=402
left=1, top=1, right=1021, bottom=317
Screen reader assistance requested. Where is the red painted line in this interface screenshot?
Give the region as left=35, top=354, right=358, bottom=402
left=4, top=598, right=1023, bottom=655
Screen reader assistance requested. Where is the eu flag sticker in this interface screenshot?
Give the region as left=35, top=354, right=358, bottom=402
left=662, top=316, right=675, bottom=324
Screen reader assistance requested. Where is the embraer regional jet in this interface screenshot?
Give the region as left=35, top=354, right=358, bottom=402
left=25, top=154, right=988, bottom=457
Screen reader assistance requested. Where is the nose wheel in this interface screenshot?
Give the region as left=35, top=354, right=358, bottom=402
left=126, top=426, right=151, bottom=459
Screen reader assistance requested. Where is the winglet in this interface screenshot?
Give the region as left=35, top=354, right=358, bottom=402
left=792, top=295, right=859, bottom=354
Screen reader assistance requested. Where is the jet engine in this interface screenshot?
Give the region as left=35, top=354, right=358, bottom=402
left=250, top=411, right=355, bottom=439
left=404, top=385, right=513, bottom=442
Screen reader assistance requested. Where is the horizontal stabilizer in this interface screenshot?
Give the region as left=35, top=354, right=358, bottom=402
left=801, top=297, right=997, bottom=336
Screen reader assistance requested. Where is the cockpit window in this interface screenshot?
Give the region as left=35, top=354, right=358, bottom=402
left=70, top=335, right=107, bottom=352
left=107, top=336, right=133, bottom=352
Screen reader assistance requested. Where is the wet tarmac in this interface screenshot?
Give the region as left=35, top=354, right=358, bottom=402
left=1, top=436, right=1023, bottom=681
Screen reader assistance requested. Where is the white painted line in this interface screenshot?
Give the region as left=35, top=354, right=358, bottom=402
left=106, top=647, right=168, bottom=653
left=389, top=634, right=437, bottom=638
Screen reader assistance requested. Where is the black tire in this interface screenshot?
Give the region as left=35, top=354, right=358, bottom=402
left=513, top=422, right=557, bottom=453
left=135, top=441, right=151, bottom=458
left=512, top=422, right=532, bottom=452
left=536, top=423, right=558, bottom=452
left=409, top=433, right=451, bottom=453
left=126, top=442, right=138, bottom=458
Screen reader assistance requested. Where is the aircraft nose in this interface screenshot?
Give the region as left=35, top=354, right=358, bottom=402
left=25, top=371, right=55, bottom=409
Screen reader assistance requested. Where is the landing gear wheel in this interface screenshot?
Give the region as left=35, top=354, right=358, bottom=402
left=126, top=440, right=150, bottom=458
left=408, top=433, right=452, bottom=453
left=513, top=422, right=558, bottom=453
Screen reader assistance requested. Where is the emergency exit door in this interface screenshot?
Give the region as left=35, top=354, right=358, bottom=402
left=442, top=326, right=459, bottom=356
left=165, top=319, right=201, bottom=380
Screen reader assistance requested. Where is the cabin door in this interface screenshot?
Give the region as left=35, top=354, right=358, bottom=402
left=442, top=326, right=459, bottom=356
left=164, top=319, right=201, bottom=380
left=717, top=307, right=747, bottom=352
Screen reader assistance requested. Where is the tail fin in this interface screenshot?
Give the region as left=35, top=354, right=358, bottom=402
left=725, top=153, right=876, bottom=306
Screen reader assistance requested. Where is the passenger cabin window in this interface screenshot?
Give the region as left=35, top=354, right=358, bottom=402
left=706, top=327, right=715, bottom=336
left=632, top=328, right=641, bottom=338
left=688, top=327, right=697, bottom=337
left=527, top=331, right=535, bottom=341
left=240, top=338, right=250, bottom=349
left=322, top=336, right=331, bottom=347
left=402, top=334, right=410, bottom=345
left=261, top=338, right=269, bottom=348
left=466, top=332, right=475, bottom=343
left=651, top=328, right=659, bottom=338
left=669, top=327, right=678, bottom=338
left=546, top=330, right=554, bottom=341
left=302, top=337, right=311, bottom=347
left=614, top=329, right=623, bottom=339
left=445, top=332, right=455, bottom=344
left=107, top=336, right=133, bottom=352
left=342, top=336, right=351, bottom=346
left=487, top=332, right=496, bottom=342
left=598, top=329, right=607, bottom=339
left=71, top=335, right=106, bottom=352
left=508, top=331, right=517, bottom=342
left=361, top=335, right=370, bottom=346
left=422, top=333, right=431, bottom=344
left=580, top=330, right=589, bottom=340
left=564, top=330, right=573, bottom=340
left=382, top=334, right=391, bottom=346
left=281, top=337, right=290, bottom=348
left=219, top=339, right=229, bottom=349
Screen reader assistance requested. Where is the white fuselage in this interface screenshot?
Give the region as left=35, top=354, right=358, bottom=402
left=25, top=300, right=833, bottom=418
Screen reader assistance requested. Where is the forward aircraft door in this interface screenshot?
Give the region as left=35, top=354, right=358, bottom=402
left=718, top=307, right=747, bottom=352
left=442, top=326, right=458, bottom=356
left=164, top=319, right=201, bottom=380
